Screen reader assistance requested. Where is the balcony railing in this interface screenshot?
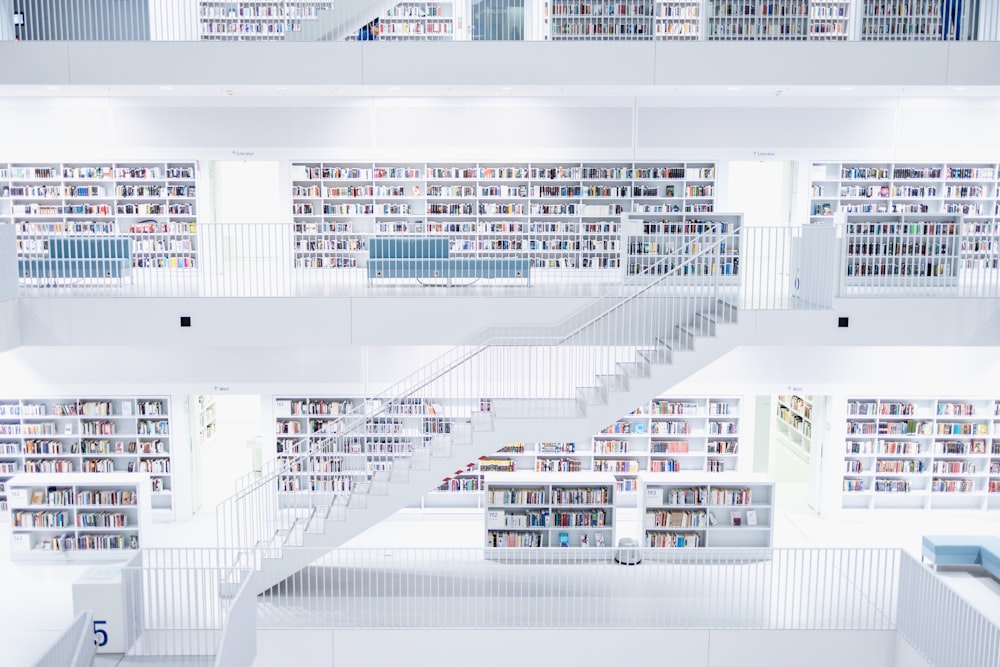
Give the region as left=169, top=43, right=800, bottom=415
left=4, top=221, right=998, bottom=302
left=3, top=0, right=999, bottom=43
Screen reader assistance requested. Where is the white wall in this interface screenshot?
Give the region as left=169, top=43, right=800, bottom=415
left=254, top=628, right=900, bottom=667
left=1, top=95, right=1000, bottom=164
left=0, top=299, right=19, bottom=352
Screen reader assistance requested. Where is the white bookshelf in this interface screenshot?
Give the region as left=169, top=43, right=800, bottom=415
left=0, top=397, right=174, bottom=518
left=7, top=472, right=151, bottom=560
left=1, top=162, right=199, bottom=271
left=379, top=2, right=455, bottom=40
left=625, top=213, right=741, bottom=281
left=198, top=1, right=333, bottom=40
left=775, top=394, right=813, bottom=460
left=809, top=161, right=999, bottom=271
left=860, top=0, right=950, bottom=40
left=639, top=472, right=774, bottom=548
left=841, top=214, right=962, bottom=291
left=655, top=0, right=703, bottom=39
left=196, top=395, right=217, bottom=443
left=272, top=396, right=470, bottom=506
left=484, top=472, right=616, bottom=548
left=548, top=0, right=656, bottom=39
left=842, top=398, right=1000, bottom=511
left=289, top=161, right=718, bottom=273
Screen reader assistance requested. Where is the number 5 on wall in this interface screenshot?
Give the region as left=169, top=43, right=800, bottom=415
left=93, top=620, right=108, bottom=647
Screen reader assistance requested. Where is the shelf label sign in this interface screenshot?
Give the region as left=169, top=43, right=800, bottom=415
left=93, top=620, right=108, bottom=647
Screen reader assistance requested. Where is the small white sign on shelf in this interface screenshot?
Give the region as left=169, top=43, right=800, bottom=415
left=486, top=510, right=505, bottom=529
left=746, top=509, right=758, bottom=526
left=645, top=488, right=662, bottom=505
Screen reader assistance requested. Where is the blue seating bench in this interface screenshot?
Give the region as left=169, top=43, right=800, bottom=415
left=367, top=237, right=530, bottom=286
left=18, top=237, right=133, bottom=283
left=921, top=535, right=1000, bottom=579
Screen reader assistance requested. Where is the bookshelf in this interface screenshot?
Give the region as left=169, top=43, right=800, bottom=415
left=0, top=397, right=174, bottom=519
left=484, top=472, right=616, bottom=548
left=199, top=1, right=333, bottom=40
left=625, top=212, right=741, bottom=281
left=639, top=472, right=774, bottom=548
left=196, top=395, right=217, bottom=443
left=775, top=394, right=813, bottom=460
left=707, top=1, right=850, bottom=40
left=841, top=214, right=962, bottom=291
left=378, top=2, right=455, bottom=40
left=414, top=395, right=743, bottom=508
left=1, top=162, right=199, bottom=271
left=655, top=0, right=703, bottom=39
left=548, top=0, right=656, bottom=40
left=7, top=472, right=151, bottom=560
left=272, top=396, right=470, bottom=506
left=842, top=397, right=1000, bottom=511
left=289, top=161, right=718, bottom=273
left=809, top=161, right=999, bottom=271
left=860, top=0, right=949, bottom=40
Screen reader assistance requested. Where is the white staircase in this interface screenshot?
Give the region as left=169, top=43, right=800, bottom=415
left=252, top=302, right=745, bottom=592
left=214, top=229, right=755, bottom=593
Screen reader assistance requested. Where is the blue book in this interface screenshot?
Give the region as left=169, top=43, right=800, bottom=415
left=559, top=532, right=569, bottom=547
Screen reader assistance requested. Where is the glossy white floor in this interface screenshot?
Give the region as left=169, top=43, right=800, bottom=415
left=4, top=452, right=1000, bottom=666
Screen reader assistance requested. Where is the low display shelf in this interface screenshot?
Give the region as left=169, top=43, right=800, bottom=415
left=0, top=397, right=174, bottom=518
left=484, top=472, right=616, bottom=549
left=625, top=213, right=741, bottom=281
left=843, top=397, right=1000, bottom=511
left=841, top=214, right=962, bottom=291
left=639, top=472, right=774, bottom=548
left=7, top=472, right=151, bottom=560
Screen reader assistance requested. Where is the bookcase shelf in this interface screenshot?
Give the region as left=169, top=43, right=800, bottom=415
left=378, top=2, right=455, bottom=40
left=1, top=162, right=199, bottom=271
left=7, top=472, right=151, bottom=560
left=639, top=472, right=774, bottom=548
left=290, top=161, right=718, bottom=273
left=0, top=397, right=174, bottom=519
left=196, top=395, right=217, bottom=443
left=707, top=1, right=851, bottom=41
left=841, top=214, right=962, bottom=291
left=549, top=0, right=656, bottom=40
left=272, top=396, right=473, bottom=505
left=809, top=161, right=999, bottom=271
left=775, top=394, right=813, bottom=460
left=842, top=397, right=1000, bottom=511
left=484, top=472, right=616, bottom=549
left=625, top=212, right=741, bottom=281
left=199, top=1, right=333, bottom=40
left=860, top=0, right=952, bottom=40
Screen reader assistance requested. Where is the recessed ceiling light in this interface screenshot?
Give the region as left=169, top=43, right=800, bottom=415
left=45, top=85, right=60, bottom=91
left=727, top=86, right=741, bottom=91
left=954, top=86, right=968, bottom=91
left=160, top=86, right=174, bottom=91
left=275, top=86, right=287, bottom=91
left=500, top=86, right=513, bottom=91
left=840, top=86, right=855, bottom=91
left=389, top=86, right=401, bottom=91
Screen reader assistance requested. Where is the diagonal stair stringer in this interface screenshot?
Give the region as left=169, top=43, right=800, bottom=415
left=252, top=304, right=750, bottom=593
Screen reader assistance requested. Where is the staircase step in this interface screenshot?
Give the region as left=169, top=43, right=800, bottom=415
left=576, top=386, right=607, bottom=406
left=616, top=360, right=650, bottom=379
left=597, top=373, right=629, bottom=393
left=714, top=299, right=739, bottom=324
left=670, top=325, right=696, bottom=350
left=637, top=347, right=672, bottom=365
left=693, top=312, right=717, bottom=336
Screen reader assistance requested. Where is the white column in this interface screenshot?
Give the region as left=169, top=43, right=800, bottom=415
left=0, top=0, right=15, bottom=41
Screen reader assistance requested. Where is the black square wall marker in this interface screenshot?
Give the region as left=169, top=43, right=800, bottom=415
left=838, top=317, right=849, bottom=328
left=180, top=316, right=192, bottom=328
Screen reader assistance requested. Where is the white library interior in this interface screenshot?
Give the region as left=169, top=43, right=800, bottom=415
left=2, top=31, right=1000, bottom=667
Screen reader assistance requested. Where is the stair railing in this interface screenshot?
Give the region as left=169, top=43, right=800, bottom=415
left=217, top=224, right=741, bottom=554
